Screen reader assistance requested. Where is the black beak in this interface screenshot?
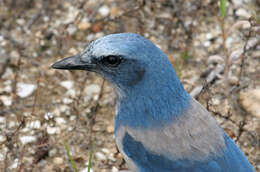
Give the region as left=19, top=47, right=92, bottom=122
left=51, top=54, right=95, bottom=70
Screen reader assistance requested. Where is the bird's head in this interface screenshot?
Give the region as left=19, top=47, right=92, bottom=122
left=52, top=33, right=184, bottom=99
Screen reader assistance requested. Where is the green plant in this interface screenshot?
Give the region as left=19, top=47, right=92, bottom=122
left=64, top=141, right=78, bottom=172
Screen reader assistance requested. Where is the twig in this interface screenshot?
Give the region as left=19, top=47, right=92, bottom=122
left=89, top=79, right=105, bottom=127
left=238, top=18, right=254, bottom=85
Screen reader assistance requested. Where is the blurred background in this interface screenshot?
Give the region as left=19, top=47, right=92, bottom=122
left=0, top=0, right=259, bottom=171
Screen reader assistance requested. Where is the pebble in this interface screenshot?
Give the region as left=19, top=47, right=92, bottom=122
left=49, top=148, right=57, bottom=157
left=55, top=117, right=67, bottom=125
left=235, top=8, right=251, bottom=18
left=9, top=158, right=18, bottom=169
left=70, top=116, right=76, bottom=121
left=106, top=125, right=114, bottom=133
left=80, top=167, right=93, bottom=172
left=53, top=157, right=63, bottom=165
left=230, top=49, right=243, bottom=62
left=47, top=126, right=57, bottom=135
left=225, top=37, right=234, bottom=49
left=27, top=120, right=41, bottom=129
left=101, top=148, right=110, bottom=154
left=8, top=121, right=16, bottom=128
left=229, top=76, right=239, bottom=85
left=232, top=0, right=243, bottom=6
left=84, top=84, right=101, bottom=95
left=246, top=37, right=259, bottom=50
left=0, top=117, right=6, bottom=123
left=16, top=18, right=26, bottom=25
left=98, top=5, right=110, bottom=17
left=95, top=152, right=107, bottom=161
left=207, top=55, right=224, bottom=64
left=110, top=7, right=121, bottom=17
left=63, top=97, right=73, bottom=104
left=0, top=95, right=12, bottom=106
left=20, top=136, right=37, bottom=145
left=44, top=112, right=54, bottom=120
left=2, top=68, right=13, bottom=79
left=17, top=83, right=36, bottom=98
left=239, top=89, right=260, bottom=118
left=78, top=22, right=91, bottom=30
left=112, top=166, right=119, bottom=172
left=60, top=80, right=74, bottom=90
left=203, top=41, right=211, bottom=47
left=60, top=105, right=70, bottom=113
left=205, top=33, right=213, bottom=40
left=0, top=135, right=6, bottom=142
left=67, top=25, right=77, bottom=35
left=0, top=153, right=4, bottom=161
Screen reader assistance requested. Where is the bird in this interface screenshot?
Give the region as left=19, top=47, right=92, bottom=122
left=52, top=33, right=254, bottom=172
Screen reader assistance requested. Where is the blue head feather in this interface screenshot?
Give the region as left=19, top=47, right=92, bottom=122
left=80, top=33, right=190, bottom=130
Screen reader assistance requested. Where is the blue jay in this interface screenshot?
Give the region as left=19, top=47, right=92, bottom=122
left=52, top=33, right=254, bottom=172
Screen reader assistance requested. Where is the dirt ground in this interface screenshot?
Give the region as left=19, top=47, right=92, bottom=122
left=0, top=0, right=259, bottom=171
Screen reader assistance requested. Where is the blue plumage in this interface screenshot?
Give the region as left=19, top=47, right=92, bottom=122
left=52, top=33, right=254, bottom=172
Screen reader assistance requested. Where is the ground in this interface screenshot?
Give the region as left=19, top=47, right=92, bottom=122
left=0, top=0, right=259, bottom=171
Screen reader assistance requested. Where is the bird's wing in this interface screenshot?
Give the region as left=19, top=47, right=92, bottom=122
left=116, top=97, right=254, bottom=172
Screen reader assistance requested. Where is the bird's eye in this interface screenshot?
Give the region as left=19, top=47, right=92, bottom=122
left=101, top=55, right=122, bottom=67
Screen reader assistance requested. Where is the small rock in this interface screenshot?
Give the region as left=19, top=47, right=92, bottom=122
left=84, top=84, right=101, bottom=95
left=70, top=116, right=76, bottom=121
left=17, top=83, right=36, bottom=98
left=110, top=7, right=121, bottom=17
left=53, top=157, right=63, bottom=165
left=60, top=80, right=74, bottom=90
left=0, top=135, right=6, bottom=142
left=0, top=96, right=12, bottom=106
left=235, top=8, right=251, bottom=18
left=60, top=105, right=70, bottom=113
left=80, top=167, right=93, bottom=172
left=9, top=158, right=18, bottom=169
left=230, top=49, right=243, bottom=62
left=27, top=120, right=41, bottom=129
left=49, top=148, right=57, bottom=157
left=0, top=117, right=6, bottom=123
left=98, top=5, right=110, bottom=17
left=2, top=68, right=14, bottom=79
left=95, top=152, right=107, bottom=161
left=63, top=97, right=73, bottom=104
left=207, top=55, right=224, bottom=64
left=239, top=89, right=260, bottom=118
left=8, top=121, right=16, bottom=128
left=47, top=126, right=57, bottom=135
left=101, top=148, right=110, bottom=154
left=212, top=97, right=220, bottom=105
left=225, top=37, right=234, bottom=49
left=205, top=33, right=213, bottom=40
left=20, top=136, right=36, bottom=145
left=67, top=25, right=77, bottom=35
left=229, top=76, right=239, bottom=85
left=108, top=153, right=116, bottom=162
left=246, top=37, right=259, bottom=50
left=78, top=22, right=91, bottom=30
left=44, top=112, right=54, bottom=120
left=203, top=41, right=211, bottom=47
left=106, top=125, right=114, bottom=133
left=16, top=18, right=25, bottom=25
left=55, top=117, right=67, bottom=125
left=0, top=153, right=4, bottom=161
left=112, top=166, right=119, bottom=172
left=232, top=0, right=243, bottom=6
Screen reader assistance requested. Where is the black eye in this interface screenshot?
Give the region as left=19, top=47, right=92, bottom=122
left=101, top=55, right=122, bottom=67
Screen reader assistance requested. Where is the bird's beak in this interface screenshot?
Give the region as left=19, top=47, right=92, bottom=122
left=51, top=54, right=95, bottom=70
